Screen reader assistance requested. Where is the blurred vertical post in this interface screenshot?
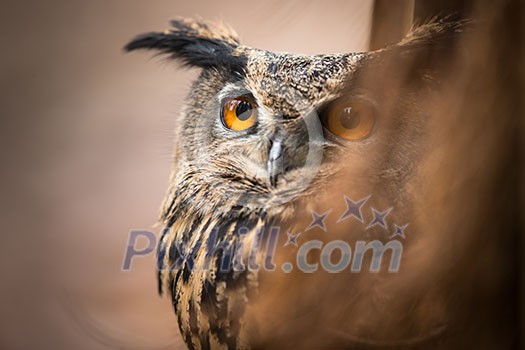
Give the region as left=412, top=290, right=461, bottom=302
left=369, top=0, right=413, bottom=51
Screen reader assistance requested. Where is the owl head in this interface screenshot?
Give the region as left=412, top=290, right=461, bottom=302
left=125, top=18, right=462, bottom=224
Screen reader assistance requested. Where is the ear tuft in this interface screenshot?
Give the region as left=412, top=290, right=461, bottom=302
left=396, top=17, right=470, bottom=52
left=168, top=17, right=241, bottom=46
left=124, top=18, right=246, bottom=72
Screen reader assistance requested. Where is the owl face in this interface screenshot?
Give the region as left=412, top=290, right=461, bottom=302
left=126, top=18, right=441, bottom=216
left=173, top=51, right=374, bottom=211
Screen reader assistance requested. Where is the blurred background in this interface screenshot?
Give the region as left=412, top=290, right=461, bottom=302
left=0, top=1, right=374, bottom=349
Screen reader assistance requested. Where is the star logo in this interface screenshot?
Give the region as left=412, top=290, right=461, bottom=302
left=306, top=210, right=331, bottom=232
left=391, top=224, right=408, bottom=239
left=284, top=231, right=301, bottom=247
left=366, top=207, right=392, bottom=230
left=337, top=195, right=371, bottom=223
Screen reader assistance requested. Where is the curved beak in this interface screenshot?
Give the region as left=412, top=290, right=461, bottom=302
left=268, top=133, right=283, bottom=187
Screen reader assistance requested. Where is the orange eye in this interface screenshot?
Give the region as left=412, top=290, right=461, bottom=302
left=221, top=97, right=257, bottom=131
left=323, top=99, right=375, bottom=141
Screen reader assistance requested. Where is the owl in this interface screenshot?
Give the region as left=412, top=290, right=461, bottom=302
left=125, top=16, right=518, bottom=350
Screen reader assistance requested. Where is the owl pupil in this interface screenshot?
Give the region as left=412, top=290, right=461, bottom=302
left=340, top=107, right=360, bottom=129
left=236, top=101, right=253, bottom=121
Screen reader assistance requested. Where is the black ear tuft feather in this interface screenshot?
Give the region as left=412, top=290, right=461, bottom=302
left=125, top=18, right=247, bottom=73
